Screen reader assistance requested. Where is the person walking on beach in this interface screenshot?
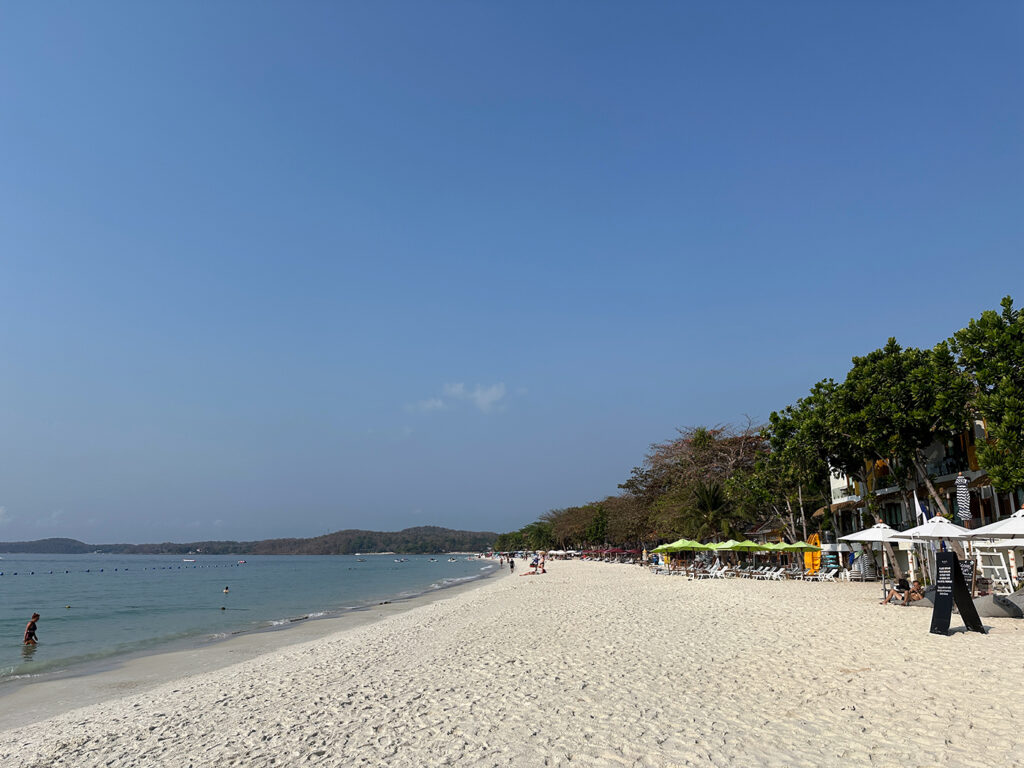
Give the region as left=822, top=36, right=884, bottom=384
left=24, top=613, right=39, bottom=645
left=508, top=559, right=515, bottom=573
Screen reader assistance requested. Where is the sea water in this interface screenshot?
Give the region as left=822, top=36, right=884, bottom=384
left=0, top=553, right=497, bottom=685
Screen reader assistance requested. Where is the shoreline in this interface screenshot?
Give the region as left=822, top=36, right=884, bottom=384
left=0, top=561, right=504, bottom=731
left=2, top=560, right=1022, bottom=767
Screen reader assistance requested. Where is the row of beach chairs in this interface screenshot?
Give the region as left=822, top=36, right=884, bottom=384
left=651, top=562, right=842, bottom=582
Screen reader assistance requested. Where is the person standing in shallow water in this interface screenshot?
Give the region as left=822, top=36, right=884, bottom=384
left=24, top=613, right=39, bottom=645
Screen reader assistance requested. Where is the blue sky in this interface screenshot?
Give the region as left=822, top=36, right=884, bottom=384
left=1, top=3, right=1021, bottom=542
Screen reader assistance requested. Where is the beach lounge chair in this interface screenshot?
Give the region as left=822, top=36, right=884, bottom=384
left=695, top=563, right=723, bottom=580
left=813, top=568, right=839, bottom=582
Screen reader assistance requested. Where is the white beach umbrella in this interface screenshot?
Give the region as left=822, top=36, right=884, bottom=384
left=840, top=523, right=901, bottom=599
left=839, top=522, right=899, bottom=543
left=892, top=515, right=972, bottom=589
left=971, top=538, right=1024, bottom=549
left=965, top=508, right=1024, bottom=540
left=892, top=515, right=972, bottom=541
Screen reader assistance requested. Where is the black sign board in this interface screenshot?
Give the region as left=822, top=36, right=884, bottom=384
left=930, top=551, right=986, bottom=635
left=959, top=558, right=975, bottom=592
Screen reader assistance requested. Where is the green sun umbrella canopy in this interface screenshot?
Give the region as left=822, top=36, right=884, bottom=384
left=730, top=540, right=766, bottom=551
left=652, top=538, right=688, bottom=553
left=653, top=538, right=711, bottom=552
left=676, top=539, right=712, bottom=550
left=781, top=541, right=821, bottom=552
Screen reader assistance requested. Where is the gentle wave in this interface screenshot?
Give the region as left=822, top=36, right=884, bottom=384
left=0, top=554, right=495, bottom=687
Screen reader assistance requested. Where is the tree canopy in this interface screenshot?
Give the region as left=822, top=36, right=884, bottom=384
left=495, top=296, right=1023, bottom=551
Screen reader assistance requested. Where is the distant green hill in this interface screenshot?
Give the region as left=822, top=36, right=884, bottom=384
left=0, top=526, right=496, bottom=555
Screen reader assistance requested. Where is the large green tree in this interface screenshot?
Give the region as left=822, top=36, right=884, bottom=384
left=762, top=382, right=836, bottom=539
left=952, top=296, right=1024, bottom=495
left=830, top=338, right=971, bottom=517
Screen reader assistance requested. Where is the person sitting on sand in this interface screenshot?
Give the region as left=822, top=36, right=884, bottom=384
left=881, top=578, right=911, bottom=605
left=24, top=613, right=39, bottom=645
left=902, top=580, right=924, bottom=606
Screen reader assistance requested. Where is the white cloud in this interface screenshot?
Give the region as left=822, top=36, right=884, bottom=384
left=443, top=382, right=507, bottom=412
left=442, top=383, right=466, bottom=398
left=412, top=381, right=508, bottom=415
left=408, top=397, right=446, bottom=412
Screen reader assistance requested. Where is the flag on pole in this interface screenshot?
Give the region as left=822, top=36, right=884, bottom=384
left=955, top=473, right=971, bottom=521
left=912, top=489, right=927, bottom=525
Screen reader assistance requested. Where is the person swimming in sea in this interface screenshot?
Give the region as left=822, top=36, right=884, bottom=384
left=24, top=613, right=39, bottom=645
left=223, top=586, right=230, bottom=594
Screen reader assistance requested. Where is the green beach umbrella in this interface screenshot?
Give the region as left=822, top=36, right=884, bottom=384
left=781, top=541, right=821, bottom=552
left=676, top=539, right=711, bottom=551
left=709, top=540, right=740, bottom=550
left=661, top=538, right=689, bottom=552
left=730, top=540, right=766, bottom=551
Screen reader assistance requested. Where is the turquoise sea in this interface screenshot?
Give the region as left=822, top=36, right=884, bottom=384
left=0, top=553, right=497, bottom=685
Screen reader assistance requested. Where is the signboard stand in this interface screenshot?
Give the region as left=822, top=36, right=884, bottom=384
left=930, top=551, right=987, bottom=635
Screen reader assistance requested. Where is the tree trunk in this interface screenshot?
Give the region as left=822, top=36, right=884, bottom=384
left=882, top=541, right=904, bottom=579
left=913, top=452, right=950, bottom=517
left=798, top=485, right=807, bottom=540
left=783, top=499, right=798, bottom=543
left=900, top=489, right=913, bottom=527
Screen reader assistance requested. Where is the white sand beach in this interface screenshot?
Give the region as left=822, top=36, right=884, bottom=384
left=2, top=560, right=1023, bottom=767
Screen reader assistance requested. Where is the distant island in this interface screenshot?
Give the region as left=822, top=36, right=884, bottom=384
left=0, top=526, right=497, bottom=556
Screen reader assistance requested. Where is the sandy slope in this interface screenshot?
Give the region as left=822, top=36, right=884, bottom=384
left=2, top=560, right=1022, bottom=767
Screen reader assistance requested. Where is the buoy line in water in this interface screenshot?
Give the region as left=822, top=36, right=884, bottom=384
left=0, top=563, right=247, bottom=576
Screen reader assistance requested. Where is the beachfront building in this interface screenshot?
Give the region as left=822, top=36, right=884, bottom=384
left=821, top=420, right=1023, bottom=538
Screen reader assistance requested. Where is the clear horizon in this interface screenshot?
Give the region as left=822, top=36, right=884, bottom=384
left=2, top=3, right=1021, bottom=543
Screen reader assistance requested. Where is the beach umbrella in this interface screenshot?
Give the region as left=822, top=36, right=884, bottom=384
left=652, top=538, right=688, bottom=553
left=839, top=523, right=901, bottom=580
left=676, top=540, right=712, bottom=550
left=839, top=522, right=900, bottom=544
left=780, top=541, right=821, bottom=552
left=955, top=473, right=972, bottom=523
left=892, top=515, right=972, bottom=541
left=729, top=540, right=765, bottom=551
left=965, top=508, right=1024, bottom=540
left=892, top=515, right=972, bottom=589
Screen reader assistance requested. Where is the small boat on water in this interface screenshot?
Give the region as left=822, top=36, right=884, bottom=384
left=237, top=560, right=246, bottom=564
left=447, top=557, right=457, bottom=562
left=183, top=558, right=196, bottom=562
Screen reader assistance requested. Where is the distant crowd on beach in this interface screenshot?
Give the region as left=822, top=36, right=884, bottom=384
left=496, top=553, right=546, bottom=575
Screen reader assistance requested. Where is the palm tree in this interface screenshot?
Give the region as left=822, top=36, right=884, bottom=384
left=686, top=480, right=745, bottom=541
